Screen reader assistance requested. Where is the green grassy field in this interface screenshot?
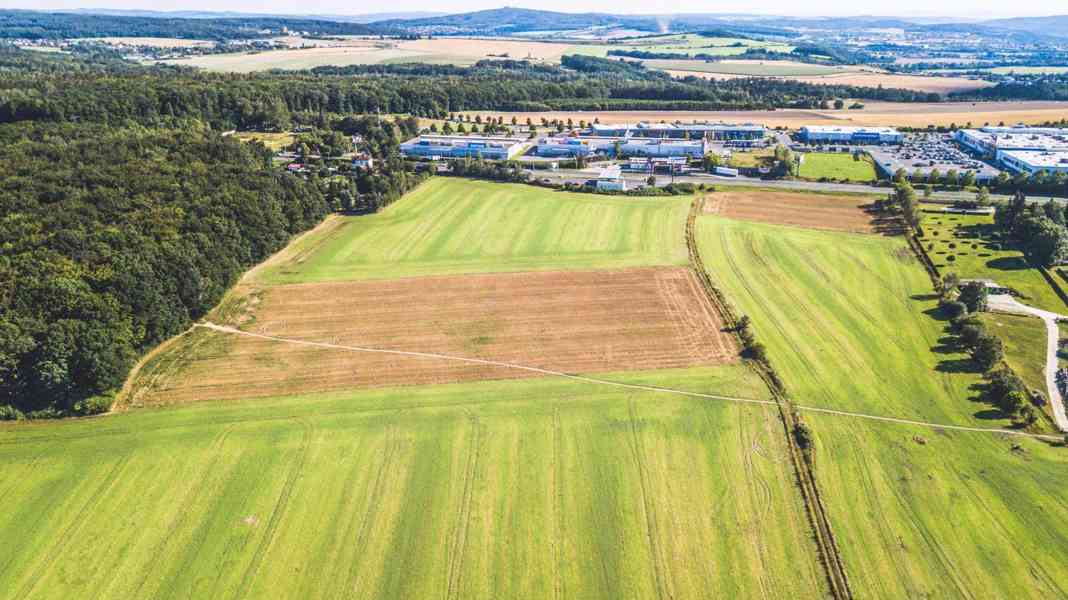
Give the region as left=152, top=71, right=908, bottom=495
left=919, top=209, right=1068, bottom=313
left=252, top=178, right=690, bottom=284
left=726, top=148, right=775, bottom=169
left=980, top=312, right=1048, bottom=393
left=797, top=152, right=878, bottom=182
left=695, top=215, right=1068, bottom=598
left=569, top=33, right=794, bottom=59
left=0, top=367, right=829, bottom=600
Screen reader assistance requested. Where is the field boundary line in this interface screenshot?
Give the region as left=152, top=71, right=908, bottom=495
left=192, top=322, right=1065, bottom=442
left=685, top=198, right=854, bottom=600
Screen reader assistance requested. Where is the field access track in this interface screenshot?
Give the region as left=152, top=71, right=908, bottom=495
left=142, top=267, right=737, bottom=404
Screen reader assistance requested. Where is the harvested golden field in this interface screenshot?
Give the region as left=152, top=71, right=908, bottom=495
left=89, top=36, right=214, bottom=47
left=461, top=100, right=1068, bottom=128
left=133, top=267, right=737, bottom=406
left=666, top=69, right=992, bottom=94
left=168, top=37, right=572, bottom=72
left=703, top=190, right=899, bottom=234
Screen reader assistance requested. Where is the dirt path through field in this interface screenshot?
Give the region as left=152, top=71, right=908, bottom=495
left=194, top=322, right=1065, bottom=442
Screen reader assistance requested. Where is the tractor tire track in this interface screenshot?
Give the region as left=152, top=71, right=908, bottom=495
left=341, top=426, right=402, bottom=599
left=625, top=398, right=670, bottom=600
left=231, top=417, right=313, bottom=600
left=126, top=424, right=237, bottom=600
left=445, top=416, right=482, bottom=600
left=14, top=456, right=132, bottom=600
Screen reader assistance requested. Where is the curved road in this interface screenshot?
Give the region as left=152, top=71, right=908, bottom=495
left=987, top=294, right=1068, bottom=432
left=533, top=168, right=1016, bottom=203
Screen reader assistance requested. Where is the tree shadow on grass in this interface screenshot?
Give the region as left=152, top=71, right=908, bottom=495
left=973, top=408, right=1010, bottom=421
left=935, top=357, right=984, bottom=374
left=987, top=256, right=1031, bottom=271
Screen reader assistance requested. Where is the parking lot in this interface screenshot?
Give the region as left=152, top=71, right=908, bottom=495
left=867, top=132, right=1001, bottom=183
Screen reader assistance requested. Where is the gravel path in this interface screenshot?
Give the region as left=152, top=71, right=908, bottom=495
left=987, top=294, right=1068, bottom=432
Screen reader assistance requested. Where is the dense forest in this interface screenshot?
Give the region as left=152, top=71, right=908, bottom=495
left=0, top=9, right=385, bottom=40
left=952, top=74, right=1068, bottom=101
left=0, top=124, right=334, bottom=418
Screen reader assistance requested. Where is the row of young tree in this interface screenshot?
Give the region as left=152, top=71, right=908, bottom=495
left=938, top=276, right=1043, bottom=428
left=0, top=123, right=334, bottom=419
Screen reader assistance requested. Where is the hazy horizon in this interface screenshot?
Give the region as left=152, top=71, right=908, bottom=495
left=5, top=2, right=1066, bottom=20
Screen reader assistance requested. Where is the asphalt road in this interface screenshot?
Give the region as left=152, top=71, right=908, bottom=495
left=531, top=168, right=1018, bottom=203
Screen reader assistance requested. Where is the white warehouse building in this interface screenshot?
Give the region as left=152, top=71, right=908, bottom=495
left=799, top=126, right=904, bottom=144
left=536, top=135, right=707, bottom=159
left=955, top=127, right=1068, bottom=157
left=999, top=150, right=1068, bottom=176
left=400, top=135, right=527, bottom=160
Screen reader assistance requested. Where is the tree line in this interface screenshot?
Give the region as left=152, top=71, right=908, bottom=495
left=0, top=9, right=385, bottom=40
left=0, top=123, right=333, bottom=419
left=0, top=48, right=939, bottom=132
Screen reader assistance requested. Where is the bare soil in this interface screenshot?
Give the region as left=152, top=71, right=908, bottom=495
left=703, top=190, right=902, bottom=235
left=141, top=267, right=738, bottom=404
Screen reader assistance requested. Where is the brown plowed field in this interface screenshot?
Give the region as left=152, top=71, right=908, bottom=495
left=703, top=190, right=902, bottom=235
left=142, top=267, right=737, bottom=404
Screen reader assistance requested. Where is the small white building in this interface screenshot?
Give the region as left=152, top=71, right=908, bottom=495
left=595, top=166, right=626, bottom=191
left=352, top=153, right=374, bottom=171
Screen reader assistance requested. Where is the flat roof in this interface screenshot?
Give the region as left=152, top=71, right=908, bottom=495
left=403, top=134, right=526, bottom=144
left=590, top=122, right=765, bottom=131
left=1000, top=150, right=1068, bottom=168
left=958, top=129, right=1068, bottom=151
left=801, top=125, right=901, bottom=134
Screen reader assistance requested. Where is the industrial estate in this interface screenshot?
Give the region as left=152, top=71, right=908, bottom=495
left=4, top=5, right=1068, bottom=600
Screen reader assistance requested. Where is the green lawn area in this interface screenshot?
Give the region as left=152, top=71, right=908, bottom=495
left=796, top=152, right=878, bottom=182
left=980, top=312, right=1048, bottom=394
left=234, top=131, right=294, bottom=152
left=695, top=215, right=1068, bottom=598
left=0, top=366, right=828, bottom=600
left=726, top=148, right=774, bottom=169
left=570, top=33, right=793, bottom=59
left=919, top=209, right=1068, bottom=313
left=252, top=177, right=690, bottom=284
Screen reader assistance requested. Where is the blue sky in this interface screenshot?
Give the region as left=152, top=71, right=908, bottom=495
left=12, top=0, right=1066, bottom=19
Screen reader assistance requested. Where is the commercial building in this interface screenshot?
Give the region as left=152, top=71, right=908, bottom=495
left=956, top=127, right=1068, bottom=157
left=998, top=150, right=1068, bottom=176
left=623, top=157, right=689, bottom=173
left=535, top=136, right=619, bottom=158
left=536, top=135, right=707, bottom=159
left=399, top=134, right=527, bottom=160
left=799, top=126, right=904, bottom=144
left=587, top=122, right=766, bottom=141
left=619, top=138, right=709, bottom=159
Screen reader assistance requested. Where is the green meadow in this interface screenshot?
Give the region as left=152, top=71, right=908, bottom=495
left=252, top=178, right=690, bottom=284
left=796, top=152, right=878, bottom=182
left=696, top=215, right=1068, bottom=598
left=0, top=367, right=829, bottom=600
left=981, top=311, right=1048, bottom=393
